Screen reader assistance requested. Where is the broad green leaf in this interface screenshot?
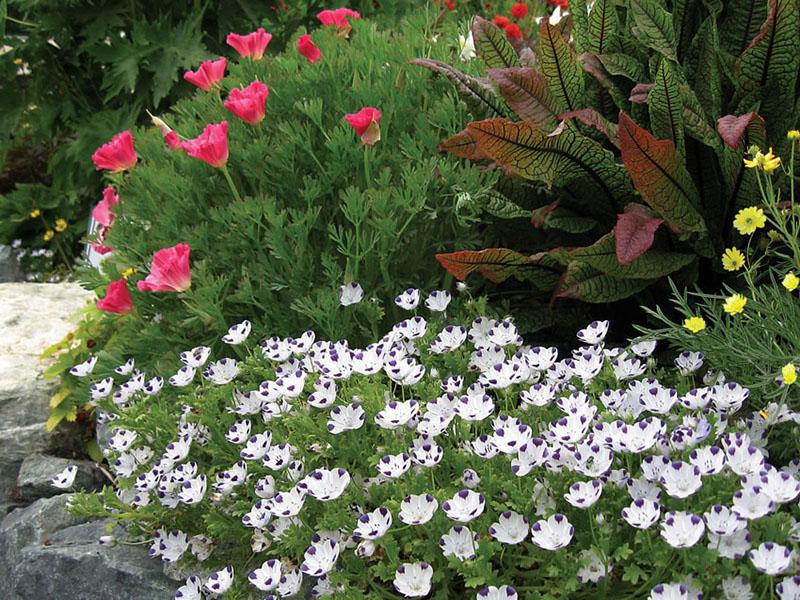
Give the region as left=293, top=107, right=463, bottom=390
left=574, top=232, right=695, bottom=278
left=648, top=60, right=685, bottom=154
left=617, top=112, right=707, bottom=236
left=672, top=0, right=704, bottom=62
left=479, top=190, right=530, bottom=219
left=471, top=16, right=522, bottom=69
left=544, top=207, right=599, bottom=233
left=410, top=58, right=507, bottom=117
left=435, top=248, right=563, bottom=289
left=629, top=0, right=678, bottom=62
left=0, top=0, right=6, bottom=38
left=488, top=67, right=558, bottom=131
left=538, top=21, right=586, bottom=113
left=587, top=0, right=620, bottom=54
left=570, top=0, right=590, bottom=54
left=681, top=84, right=720, bottom=148
left=690, top=17, right=723, bottom=120
left=554, top=108, right=621, bottom=148
left=468, top=118, right=636, bottom=210
left=554, top=260, right=652, bottom=302
left=596, top=53, right=647, bottom=82
left=720, top=0, right=769, bottom=56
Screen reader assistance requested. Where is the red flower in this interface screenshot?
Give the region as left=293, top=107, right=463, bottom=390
left=227, top=28, right=272, bottom=60
left=183, top=57, right=227, bottom=91
left=317, top=7, right=361, bottom=33
left=224, top=81, right=269, bottom=125
left=511, top=2, right=527, bottom=18
left=137, top=243, right=192, bottom=293
left=97, top=279, right=133, bottom=314
left=492, top=15, right=510, bottom=28
left=91, top=130, right=137, bottom=172
left=546, top=0, right=568, bottom=7
left=445, top=0, right=455, bottom=9
left=297, top=34, right=322, bottom=63
left=181, top=122, right=229, bottom=168
left=344, top=107, right=381, bottom=146
left=505, top=23, right=523, bottom=39
left=92, top=187, right=119, bottom=228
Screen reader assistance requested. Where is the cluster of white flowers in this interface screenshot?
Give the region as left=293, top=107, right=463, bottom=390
left=70, top=286, right=800, bottom=599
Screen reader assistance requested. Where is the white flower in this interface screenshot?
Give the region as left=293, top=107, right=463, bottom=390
left=777, top=576, right=800, bottom=600
left=458, top=33, right=476, bottom=61
left=399, top=494, right=438, bottom=525
left=689, top=445, right=726, bottom=475
left=149, top=529, right=189, bottom=562
left=169, top=365, right=196, bottom=387
left=425, top=290, right=452, bottom=311
left=455, top=388, right=495, bottom=421
left=622, top=498, right=661, bottom=529
left=649, top=583, right=689, bottom=600
left=442, top=489, right=485, bottom=522
left=511, top=438, right=549, bottom=476
left=375, top=399, right=419, bottom=429
left=240, top=432, right=272, bottom=461
left=107, top=427, right=138, bottom=453
left=50, top=465, right=77, bottom=489
left=277, top=568, right=303, bottom=597
left=299, top=468, right=351, bottom=501
left=631, top=339, right=657, bottom=357
left=675, top=351, right=704, bottom=375
left=300, top=538, right=340, bottom=577
left=564, top=479, right=604, bottom=509
left=174, top=575, right=202, bottom=600
left=395, top=288, right=420, bottom=310
left=530, top=514, right=573, bottom=550
left=492, top=416, right=532, bottom=454
left=114, top=357, right=135, bottom=375
left=203, top=565, right=233, bottom=596
left=339, top=282, right=363, bottom=306
left=439, top=526, right=479, bottom=560
left=203, top=358, right=239, bottom=385
left=249, top=559, right=282, bottom=591
left=394, top=562, right=433, bottom=597
left=488, top=511, right=528, bottom=544
left=410, top=437, right=444, bottom=467
left=660, top=511, right=704, bottom=548
left=222, top=320, right=251, bottom=344
left=576, top=549, right=608, bottom=584
left=143, top=376, right=163, bottom=395
left=242, top=500, right=271, bottom=529
left=721, top=576, right=753, bottom=600
left=376, top=453, right=411, bottom=479
left=732, top=486, right=775, bottom=519
left=327, top=403, right=366, bottom=434
left=704, top=504, right=747, bottom=536
left=660, top=461, right=702, bottom=499
left=89, top=377, right=114, bottom=400
left=264, top=443, right=295, bottom=470
left=225, top=420, right=252, bottom=445
left=178, top=475, right=206, bottom=505
left=354, top=507, right=392, bottom=540
left=267, top=487, right=307, bottom=518
left=308, top=378, right=337, bottom=408
left=750, top=542, right=792, bottom=575
left=179, top=346, right=210, bottom=368
left=477, top=585, right=518, bottom=600
left=69, top=355, right=97, bottom=377
left=708, top=529, right=752, bottom=560
left=576, top=320, right=609, bottom=345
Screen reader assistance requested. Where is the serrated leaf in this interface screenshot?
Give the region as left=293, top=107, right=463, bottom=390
left=438, top=128, right=488, bottom=160
left=554, top=260, right=652, bottom=302
left=538, top=21, right=586, bottom=113
left=587, top=0, right=619, bottom=54
left=471, top=16, right=521, bottom=69
left=409, top=58, right=506, bottom=117
left=596, top=53, right=647, bottom=81
left=629, top=0, right=678, bottom=62
left=574, top=232, right=695, bottom=278
left=617, top=112, right=706, bottom=236
left=614, top=204, right=664, bottom=265
left=468, top=118, right=635, bottom=210
left=488, top=67, right=558, bottom=131
left=435, top=248, right=562, bottom=286
left=648, top=59, right=684, bottom=154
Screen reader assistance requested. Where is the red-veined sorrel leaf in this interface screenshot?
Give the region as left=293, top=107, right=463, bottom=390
left=554, top=109, right=620, bottom=148
left=538, top=21, right=586, bottom=113
left=572, top=232, right=695, bottom=279
left=629, top=0, right=678, bottom=62
left=553, top=260, right=652, bottom=303
left=736, top=0, right=799, bottom=92
left=596, top=53, right=647, bottom=82
left=488, top=67, right=558, bottom=131
left=617, top=112, right=706, bottom=236
left=409, top=58, right=507, bottom=117
left=629, top=83, right=654, bottom=104
left=614, top=204, right=664, bottom=266
left=438, top=128, right=488, bottom=160
left=721, top=0, right=768, bottom=56
left=531, top=201, right=559, bottom=228
left=587, top=0, right=620, bottom=54
left=717, top=112, right=766, bottom=149
left=435, top=248, right=563, bottom=287
left=471, top=16, right=521, bottom=69
left=648, top=59, right=685, bottom=154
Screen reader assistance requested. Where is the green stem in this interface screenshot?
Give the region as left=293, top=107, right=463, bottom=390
left=221, top=165, right=243, bottom=202
left=363, top=145, right=372, bottom=187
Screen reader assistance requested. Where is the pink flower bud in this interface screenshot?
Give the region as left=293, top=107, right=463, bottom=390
left=344, top=107, right=381, bottom=145
left=183, top=57, right=227, bottom=91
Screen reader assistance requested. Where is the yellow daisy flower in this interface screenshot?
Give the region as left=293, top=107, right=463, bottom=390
left=723, top=294, right=747, bottom=315
left=744, top=148, right=781, bottom=173
left=29, top=208, right=41, bottom=219
left=121, top=267, right=135, bottom=279
left=43, top=230, right=54, bottom=242
left=54, top=218, right=67, bottom=232
left=683, top=316, right=706, bottom=333
left=783, top=363, right=797, bottom=385
left=784, top=272, right=800, bottom=292
left=733, top=206, right=766, bottom=235
left=788, top=130, right=800, bottom=141
left=721, top=247, right=745, bottom=271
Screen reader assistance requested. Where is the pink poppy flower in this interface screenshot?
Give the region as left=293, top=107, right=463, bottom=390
left=150, top=114, right=183, bottom=150
left=227, top=28, right=272, bottom=60
left=183, top=57, right=227, bottom=91
left=344, top=107, right=381, bottom=145
left=97, top=279, right=133, bottom=314
left=224, top=81, right=269, bottom=125
left=90, top=227, right=113, bottom=255
left=91, top=130, right=137, bottom=172
left=181, top=122, right=229, bottom=168
left=297, top=34, right=322, bottom=63
left=317, top=7, right=361, bottom=34
left=92, top=187, right=119, bottom=228
left=137, top=243, right=192, bottom=293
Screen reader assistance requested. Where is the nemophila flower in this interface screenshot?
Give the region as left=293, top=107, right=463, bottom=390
left=723, top=293, right=747, bottom=315
left=203, top=358, right=239, bottom=384
left=264, top=443, right=296, bottom=470
left=756, top=467, right=800, bottom=503
left=142, top=375, right=163, bottom=396
left=395, top=288, right=420, bottom=310
left=50, top=465, right=77, bottom=489
left=181, top=121, right=229, bottom=168
left=577, top=320, right=609, bottom=345
left=354, top=507, right=392, bottom=540
left=70, top=355, right=97, bottom=377
left=777, top=576, right=800, bottom=600
left=430, top=325, right=467, bottom=354
left=240, top=432, right=272, bottom=460
left=425, top=289, right=451, bottom=312
left=299, top=468, right=351, bottom=501
left=385, top=358, right=426, bottom=386
left=722, top=247, right=745, bottom=271
left=327, top=402, right=365, bottom=434
left=178, top=474, right=207, bottom=505
left=660, top=461, right=702, bottom=499
left=631, top=339, right=657, bottom=357
left=224, top=80, right=269, bottom=125
left=750, top=542, right=792, bottom=575
left=732, top=486, right=775, bottom=519
left=397, top=493, right=438, bottom=525
left=203, top=565, right=233, bottom=596
left=488, top=320, right=523, bottom=347
left=530, top=513, right=573, bottom=550
left=183, top=57, right=226, bottom=90
left=461, top=468, right=480, bottom=489
left=138, top=243, right=191, bottom=292
left=297, top=34, right=321, bottom=63
left=613, top=354, right=646, bottom=380
left=713, top=381, right=750, bottom=413
left=175, top=575, right=202, bottom=600
left=733, top=206, right=766, bottom=235
left=622, top=498, right=661, bottom=529
left=92, top=130, right=137, bottom=172
left=440, top=526, right=479, bottom=560
left=150, top=529, right=189, bottom=562
left=222, top=320, right=251, bottom=344
left=683, top=316, right=706, bottom=333
left=301, top=538, right=340, bottom=577
left=744, top=148, right=781, bottom=173
left=394, top=316, right=428, bottom=339
left=442, top=489, right=485, bottom=522
left=576, top=549, right=608, bottom=584
left=564, top=479, right=604, bottom=508
left=344, top=107, right=381, bottom=146
left=180, top=346, right=210, bottom=368
left=660, top=511, right=704, bottom=548
left=640, top=385, right=678, bottom=414
left=411, top=437, right=444, bottom=467
left=169, top=366, right=196, bottom=387
left=708, top=528, right=752, bottom=560
left=492, top=416, right=532, bottom=454
left=376, top=453, right=411, bottom=479
left=458, top=33, right=476, bottom=61
left=725, top=445, right=765, bottom=477
left=689, top=446, right=726, bottom=475
left=277, top=568, right=303, bottom=597
left=455, top=388, right=495, bottom=421
left=783, top=272, right=799, bottom=291
left=339, top=282, right=363, bottom=305
left=488, top=511, right=529, bottom=544
left=394, top=562, right=433, bottom=598
left=268, top=487, right=307, bottom=518
left=89, top=376, right=114, bottom=400
left=524, top=345, right=559, bottom=371
left=96, top=279, right=133, bottom=315
left=470, top=345, right=506, bottom=372
left=782, top=363, right=797, bottom=385
left=227, top=28, right=271, bottom=60
left=649, top=583, right=688, bottom=600
left=249, top=558, right=282, bottom=591
left=675, top=351, right=704, bottom=374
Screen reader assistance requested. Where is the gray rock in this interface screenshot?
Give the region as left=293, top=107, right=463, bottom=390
left=0, top=245, right=21, bottom=283
left=16, top=454, right=105, bottom=502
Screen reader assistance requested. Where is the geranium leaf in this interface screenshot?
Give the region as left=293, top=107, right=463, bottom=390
left=471, top=16, right=521, bottom=69
left=629, top=0, right=678, bottom=62
left=410, top=58, right=507, bottom=117
left=614, top=204, right=664, bottom=265
left=648, top=59, right=685, bottom=154
left=488, top=67, right=558, bottom=131
left=538, top=21, right=586, bottom=113
left=438, top=128, right=488, bottom=160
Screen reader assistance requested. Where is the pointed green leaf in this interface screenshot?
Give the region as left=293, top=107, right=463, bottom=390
left=680, top=84, right=720, bottom=148
left=720, top=0, right=769, bottom=56
left=629, top=0, right=678, bottom=61
left=596, top=53, right=647, bottom=82
left=458, top=190, right=530, bottom=220
left=0, top=0, right=6, bottom=38
left=544, top=207, right=599, bottom=233
left=554, top=260, right=651, bottom=302
left=587, top=0, right=620, bottom=54
left=672, top=0, right=704, bottom=62
left=691, top=17, right=723, bottom=120
left=648, top=60, right=685, bottom=154
left=555, top=109, right=621, bottom=148
left=410, top=58, right=507, bottom=117
left=573, top=232, right=695, bottom=278
left=570, top=0, right=590, bottom=54
left=488, top=67, right=558, bottom=131
left=538, top=21, right=586, bottom=113
left=472, top=16, right=522, bottom=69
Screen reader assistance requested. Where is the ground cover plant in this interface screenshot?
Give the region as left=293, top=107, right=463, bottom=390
left=417, top=0, right=800, bottom=306
left=63, top=286, right=800, bottom=599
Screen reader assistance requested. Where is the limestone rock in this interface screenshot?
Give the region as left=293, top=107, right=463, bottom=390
left=16, top=454, right=105, bottom=502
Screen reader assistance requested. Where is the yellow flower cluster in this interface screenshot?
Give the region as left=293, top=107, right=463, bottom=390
left=744, top=148, right=781, bottom=173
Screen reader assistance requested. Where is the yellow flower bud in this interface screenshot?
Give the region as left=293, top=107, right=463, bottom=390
left=54, top=218, right=67, bottom=232
left=29, top=208, right=41, bottom=218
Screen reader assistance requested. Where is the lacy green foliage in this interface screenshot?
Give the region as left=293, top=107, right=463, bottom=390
left=420, top=0, right=800, bottom=304
left=0, top=0, right=430, bottom=278
left=45, top=11, right=495, bottom=429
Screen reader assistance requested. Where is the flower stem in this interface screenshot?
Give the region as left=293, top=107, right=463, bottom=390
left=363, top=146, right=372, bottom=187
left=221, top=165, right=243, bottom=202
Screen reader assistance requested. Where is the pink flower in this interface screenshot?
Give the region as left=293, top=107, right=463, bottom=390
left=224, top=81, right=269, bottom=125
left=92, top=187, right=119, bottom=228
left=97, top=279, right=133, bottom=314
left=183, top=57, right=227, bottom=91
left=90, top=228, right=113, bottom=255
left=297, top=34, right=322, bottom=63
left=137, top=243, right=192, bottom=293
left=92, top=130, right=137, bottom=172
left=181, top=122, right=229, bottom=168
left=227, top=28, right=272, bottom=60
left=317, top=8, right=361, bottom=34
left=344, top=107, right=381, bottom=145
left=150, top=114, right=183, bottom=150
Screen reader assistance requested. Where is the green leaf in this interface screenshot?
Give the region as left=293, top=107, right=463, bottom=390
left=471, top=16, right=521, bottom=69
left=587, top=0, right=620, bottom=54
left=554, top=260, right=652, bottom=302
left=691, top=17, right=723, bottom=120
left=680, top=83, right=720, bottom=148
left=573, top=232, right=695, bottom=278
left=648, top=59, right=684, bottom=154
left=435, top=247, right=563, bottom=289
left=672, top=0, right=704, bottom=62
left=410, top=58, right=507, bottom=117
left=478, top=190, right=530, bottom=220
left=488, top=67, right=558, bottom=131
left=538, top=21, right=586, bottom=113
left=720, top=0, right=769, bottom=56
left=622, top=564, right=648, bottom=585
left=544, top=207, right=599, bottom=233
left=617, top=112, right=707, bottom=237
left=0, top=0, right=6, bottom=38
left=570, top=0, right=590, bottom=54
left=467, top=118, right=635, bottom=210
left=596, top=53, right=647, bottom=82
left=629, top=0, right=678, bottom=61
